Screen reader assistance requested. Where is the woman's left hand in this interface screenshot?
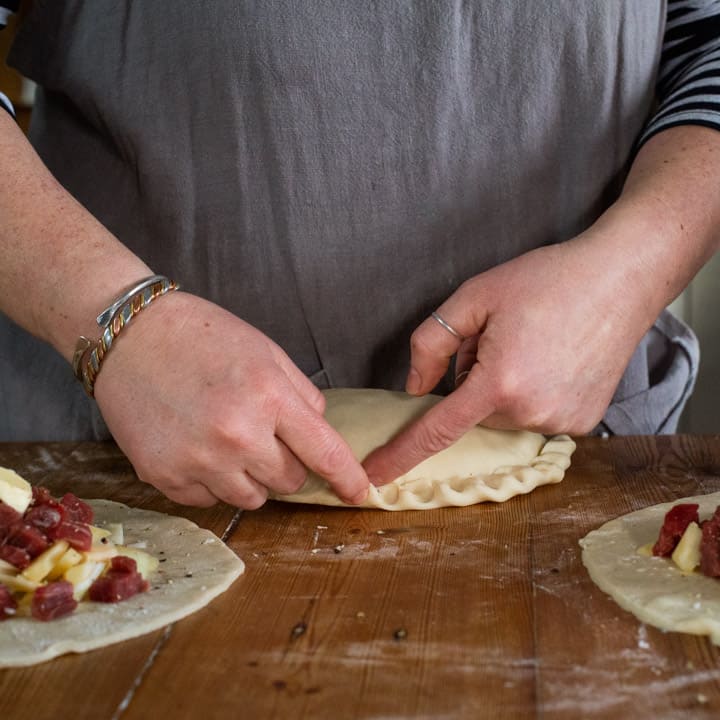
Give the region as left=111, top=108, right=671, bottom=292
left=362, top=220, right=657, bottom=486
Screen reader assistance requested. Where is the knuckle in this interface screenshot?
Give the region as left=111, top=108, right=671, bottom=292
left=308, top=386, right=326, bottom=414
left=409, top=328, right=435, bottom=357
left=212, top=413, right=257, bottom=452
left=284, top=467, right=309, bottom=493
left=508, top=400, right=555, bottom=431
left=519, top=404, right=554, bottom=431
left=498, top=399, right=598, bottom=436
left=491, top=376, right=559, bottom=429
left=454, top=278, right=482, bottom=307
left=187, top=493, right=218, bottom=509
left=158, top=477, right=187, bottom=494
left=456, top=277, right=477, bottom=296
left=135, top=464, right=182, bottom=493
left=250, top=371, right=281, bottom=399
left=196, top=497, right=219, bottom=509
left=491, top=370, right=523, bottom=409
left=312, top=437, right=353, bottom=479
left=222, top=478, right=268, bottom=510
left=166, top=486, right=217, bottom=508
left=271, top=466, right=308, bottom=495
left=414, top=421, right=460, bottom=456
left=241, top=492, right=267, bottom=511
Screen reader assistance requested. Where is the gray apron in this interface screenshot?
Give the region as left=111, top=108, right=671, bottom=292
left=2, top=0, right=697, bottom=440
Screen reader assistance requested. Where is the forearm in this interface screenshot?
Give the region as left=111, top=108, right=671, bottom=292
left=0, top=110, right=152, bottom=362
left=580, top=125, right=720, bottom=324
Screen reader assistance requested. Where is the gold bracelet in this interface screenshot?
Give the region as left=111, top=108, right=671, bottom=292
left=73, top=276, right=179, bottom=397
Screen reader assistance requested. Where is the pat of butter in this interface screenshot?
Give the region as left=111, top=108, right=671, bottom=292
left=0, top=467, right=32, bottom=514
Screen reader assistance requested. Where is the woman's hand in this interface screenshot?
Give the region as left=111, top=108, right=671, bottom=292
left=362, top=221, right=657, bottom=486
left=94, top=292, right=369, bottom=508
left=365, top=124, right=720, bottom=487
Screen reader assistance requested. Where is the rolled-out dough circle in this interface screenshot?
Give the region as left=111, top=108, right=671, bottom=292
left=0, top=500, right=245, bottom=667
left=580, top=491, right=720, bottom=644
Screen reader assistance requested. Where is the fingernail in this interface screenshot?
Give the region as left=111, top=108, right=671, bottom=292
left=348, top=487, right=369, bottom=505
left=406, top=367, right=421, bottom=395
left=366, top=473, right=381, bottom=487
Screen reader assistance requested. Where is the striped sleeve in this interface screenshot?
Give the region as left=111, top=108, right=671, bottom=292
left=0, top=0, right=18, bottom=28
left=0, top=0, right=19, bottom=117
left=639, top=0, right=720, bottom=145
left=0, top=92, right=14, bottom=117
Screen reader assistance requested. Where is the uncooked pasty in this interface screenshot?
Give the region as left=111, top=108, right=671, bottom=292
left=272, top=388, right=575, bottom=510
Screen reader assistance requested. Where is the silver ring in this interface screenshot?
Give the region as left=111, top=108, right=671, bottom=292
left=454, top=369, right=471, bottom=387
left=431, top=311, right=464, bottom=341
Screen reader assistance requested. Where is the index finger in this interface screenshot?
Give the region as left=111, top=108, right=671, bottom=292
left=276, top=396, right=369, bottom=504
left=362, top=371, right=496, bottom=486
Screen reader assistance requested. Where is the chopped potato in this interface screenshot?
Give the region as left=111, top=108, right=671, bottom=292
left=84, top=544, right=119, bottom=562
left=89, top=525, right=112, bottom=543
left=672, top=521, right=702, bottom=573
left=0, top=493, right=159, bottom=615
left=64, top=561, right=107, bottom=601
left=46, top=546, right=85, bottom=580
left=14, top=591, right=34, bottom=618
left=106, top=523, right=124, bottom=545
left=0, top=467, right=32, bottom=513
left=22, top=540, right=70, bottom=583
left=0, top=572, right=41, bottom=593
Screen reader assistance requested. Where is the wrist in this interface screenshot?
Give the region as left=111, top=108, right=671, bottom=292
left=40, top=257, right=156, bottom=363
left=569, top=201, right=675, bottom=332
left=73, top=275, right=180, bottom=397
left=579, top=172, right=710, bottom=326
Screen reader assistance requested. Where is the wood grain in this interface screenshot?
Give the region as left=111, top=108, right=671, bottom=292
left=124, top=500, right=540, bottom=719
left=2, top=437, right=720, bottom=719
left=529, top=437, right=720, bottom=719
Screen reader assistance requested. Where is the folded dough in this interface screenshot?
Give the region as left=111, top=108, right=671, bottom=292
left=272, top=388, right=576, bottom=510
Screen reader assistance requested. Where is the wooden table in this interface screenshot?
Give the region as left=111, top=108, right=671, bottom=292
left=2, top=436, right=720, bottom=719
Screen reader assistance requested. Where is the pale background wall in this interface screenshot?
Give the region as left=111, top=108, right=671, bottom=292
left=670, top=253, right=720, bottom=434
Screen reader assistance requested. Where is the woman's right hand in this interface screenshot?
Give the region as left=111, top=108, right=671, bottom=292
left=93, top=292, right=369, bottom=509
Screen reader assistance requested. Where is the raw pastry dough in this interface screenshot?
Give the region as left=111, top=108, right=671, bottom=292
left=580, top=491, right=720, bottom=645
left=0, top=500, right=244, bottom=667
left=272, top=388, right=575, bottom=510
